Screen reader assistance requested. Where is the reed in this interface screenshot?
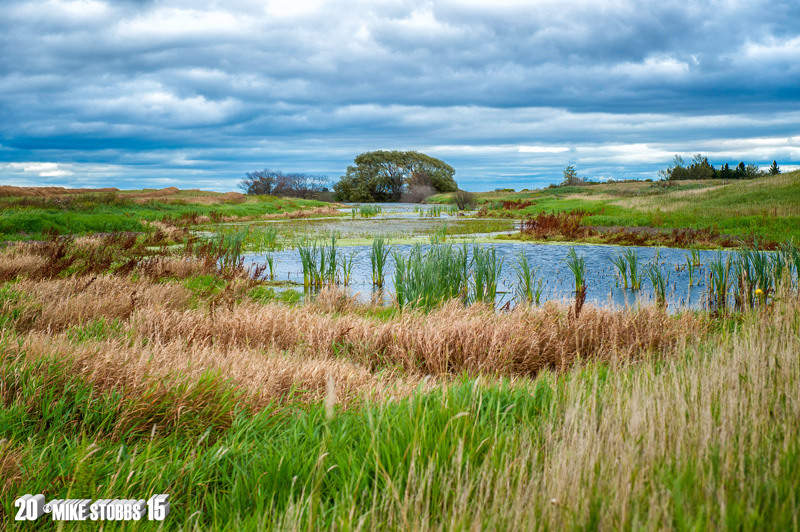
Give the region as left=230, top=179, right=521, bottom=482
left=689, top=247, right=701, bottom=267
left=359, top=204, right=382, bottom=218
left=430, top=223, right=448, bottom=244
left=684, top=252, right=697, bottom=287
left=622, top=248, right=642, bottom=290
left=211, top=230, right=247, bottom=275
left=393, top=244, right=470, bottom=310
left=297, top=234, right=339, bottom=288
left=370, top=237, right=390, bottom=288
left=512, top=252, right=544, bottom=305
left=265, top=253, right=275, bottom=280
left=565, top=247, right=587, bottom=319
left=471, top=245, right=503, bottom=304
left=645, top=263, right=671, bottom=308
left=779, top=239, right=800, bottom=285
left=707, top=252, right=731, bottom=313
left=249, top=225, right=283, bottom=252
left=610, top=252, right=629, bottom=289
left=338, top=250, right=357, bottom=286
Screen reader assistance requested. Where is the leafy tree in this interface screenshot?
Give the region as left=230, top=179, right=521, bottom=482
left=745, top=163, right=760, bottom=179
left=560, top=165, right=584, bottom=186
left=658, top=155, right=686, bottom=181
left=769, top=160, right=781, bottom=175
left=333, top=151, right=457, bottom=202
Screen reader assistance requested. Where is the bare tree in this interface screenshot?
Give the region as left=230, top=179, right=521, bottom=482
left=240, top=169, right=329, bottom=199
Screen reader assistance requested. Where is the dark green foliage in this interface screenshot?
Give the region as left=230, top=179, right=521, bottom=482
left=334, top=150, right=457, bottom=202
left=661, top=153, right=771, bottom=181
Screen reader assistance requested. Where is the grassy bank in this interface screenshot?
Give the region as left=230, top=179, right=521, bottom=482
left=0, top=187, right=335, bottom=241
left=428, top=170, right=800, bottom=245
left=1, top=236, right=799, bottom=529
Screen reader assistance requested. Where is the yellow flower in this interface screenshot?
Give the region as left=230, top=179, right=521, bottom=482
left=755, top=288, right=764, bottom=296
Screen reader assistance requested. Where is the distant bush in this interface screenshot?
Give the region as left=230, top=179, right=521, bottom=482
left=453, top=190, right=477, bottom=211
left=659, top=154, right=779, bottom=181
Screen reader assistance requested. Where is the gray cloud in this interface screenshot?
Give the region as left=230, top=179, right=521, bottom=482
left=1, top=0, right=798, bottom=191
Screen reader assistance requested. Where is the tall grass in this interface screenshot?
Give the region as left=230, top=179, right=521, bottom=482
left=430, top=223, right=448, bottom=244
left=359, top=204, right=382, bottom=218
left=338, top=250, right=357, bottom=286
left=471, top=245, right=503, bottom=304
left=645, top=263, right=670, bottom=307
left=2, top=293, right=798, bottom=530
left=707, top=252, right=731, bottom=313
left=622, top=248, right=641, bottom=290
left=297, top=234, right=339, bottom=289
left=419, top=205, right=444, bottom=218
left=264, top=253, right=275, bottom=280
left=393, top=244, right=470, bottom=310
left=370, top=237, right=390, bottom=288
left=610, top=252, right=629, bottom=289
left=564, top=247, right=587, bottom=319
left=512, top=252, right=544, bottom=305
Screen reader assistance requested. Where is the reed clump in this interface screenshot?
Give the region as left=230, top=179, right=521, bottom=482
left=565, top=247, right=587, bottom=319
left=511, top=252, right=544, bottom=305
left=370, top=237, right=390, bottom=288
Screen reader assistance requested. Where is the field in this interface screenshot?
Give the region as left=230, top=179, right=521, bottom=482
left=0, top=186, right=335, bottom=241
left=428, top=170, right=800, bottom=246
left=0, top=184, right=799, bottom=530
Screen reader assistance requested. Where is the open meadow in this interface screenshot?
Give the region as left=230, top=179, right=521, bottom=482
left=428, top=170, right=800, bottom=247
left=1, top=184, right=799, bottom=530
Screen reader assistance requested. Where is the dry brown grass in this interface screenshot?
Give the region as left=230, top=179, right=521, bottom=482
left=140, top=220, right=189, bottom=241
left=0, top=257, right=709, bottom=398
left=10, top=332, right=417, bottom=411
left=10, top=276, right=192, bottom=332
left=133, top=296, right=701, bottom=377
left=242, top=206, right=341, bottom=222
left=0, top=185, right=119, bottom=198
left=3, top=272, right=702, bottom=379
left=0, top=248, right=47, bottom=282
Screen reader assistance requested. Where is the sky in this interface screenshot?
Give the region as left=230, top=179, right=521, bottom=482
left=1, top=0, right=799, bottom=192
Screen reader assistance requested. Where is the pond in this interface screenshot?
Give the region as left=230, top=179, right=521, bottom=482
left=243, top=240, right=736, bottom=311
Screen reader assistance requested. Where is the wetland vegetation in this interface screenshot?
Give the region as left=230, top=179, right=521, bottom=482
left=1, top=181, right=799, bottom=530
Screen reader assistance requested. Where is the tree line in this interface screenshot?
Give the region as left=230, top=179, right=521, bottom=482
left=238, top=170, right=330, bottom=199
left=659, top=155, right=781, bottom=181
left=240, top=150, right=459, bottom=202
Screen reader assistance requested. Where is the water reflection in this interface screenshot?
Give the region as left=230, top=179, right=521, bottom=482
left=244, top=242, right=737, bottom=311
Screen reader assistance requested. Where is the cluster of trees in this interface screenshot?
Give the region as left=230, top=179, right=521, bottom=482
left=560, top=165, right=586, bottom=186
left=239, top=170, right=329, bottom=199
left=333, top=150, right=458, bottom=202
left=659, top=155, right=781, bottom=181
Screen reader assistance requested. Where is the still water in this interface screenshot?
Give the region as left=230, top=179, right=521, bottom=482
left=243, top=242, right=736, bottom=311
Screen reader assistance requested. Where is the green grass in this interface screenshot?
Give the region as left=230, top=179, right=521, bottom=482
left=430, top=171, right=800, bottom=243
left=2, top=313, right=798, bottom=530
left=0, top=192, right=331, bottom=240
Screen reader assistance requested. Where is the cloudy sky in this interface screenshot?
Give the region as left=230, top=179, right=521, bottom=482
left=1, top=0, right=799, bottom=191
